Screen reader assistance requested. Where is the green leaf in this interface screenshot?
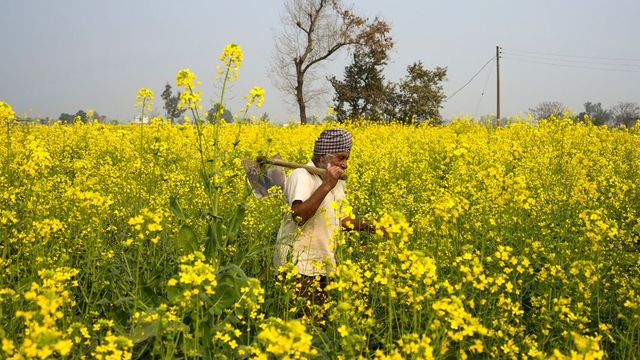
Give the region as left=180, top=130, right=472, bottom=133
left=141, top=285, right=160, bottom=306
left=205, top=219, right=223, bottom=261
left=167, top=286, right=182, bottom=303
left=112, top=296, right=135, bottom=307
left=176, top=225, right=198, bottom=252
left=209, top=274, right=239, bottom=316
left=233, top=244, right=266, bottom=266
left=218, top=263, right=248, bottom=281
left=214, top=174, right=238, bottom=190
left=226, top=203, right=247, bottom=243
left=169, top=196, right=185, bottom=219
left=130, top=319, right=161, bottom=343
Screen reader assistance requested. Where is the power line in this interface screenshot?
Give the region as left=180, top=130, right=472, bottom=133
left=447, top=56, right=495, bottom=100
left=473, top=62, right=494, bottom=117
left=502, top=56, right=640, bottom=73
left=502, top=51, right=640, bottom=69
left=503, top=47, right=640, bottom=62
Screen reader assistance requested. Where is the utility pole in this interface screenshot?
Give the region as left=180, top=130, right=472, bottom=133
left=496, top=45, right=501, bottom=124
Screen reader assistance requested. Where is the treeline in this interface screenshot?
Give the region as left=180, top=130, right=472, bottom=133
left=329, top=50, right=447, bottom=125
left=15, top=110, right=113, bottom=125
left=528, top=101, right=640, bottom=127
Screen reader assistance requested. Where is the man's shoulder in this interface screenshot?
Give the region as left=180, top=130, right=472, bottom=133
left=289, top=167, right=316, bottom=180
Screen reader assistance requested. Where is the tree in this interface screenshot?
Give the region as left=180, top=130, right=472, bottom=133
left=271, top=0, right=393, bottom=124
left=75, top=110, right=87, bottom=123
left=207, top=103, right=234, bottom=123
left=259, top=112, right=271, bottom=123
left=610, top=101, right=640, bottom=128
left=393, top=62, right=447, bottom=125
left=161, top=83, right=186, bottom=123
left=329, top=49, right=388, bottom=121
left=58, top=113, right=75, bottom=123
left=57, top=109, right=106, bottom=124
left=528, top=101, right=570, bottom=120
left=330, top=55, right=447, bottom=124
left=578, top=102, right=612, bottom=126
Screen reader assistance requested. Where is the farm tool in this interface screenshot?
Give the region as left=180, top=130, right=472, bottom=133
left=242, top=155, right=347, bottom=198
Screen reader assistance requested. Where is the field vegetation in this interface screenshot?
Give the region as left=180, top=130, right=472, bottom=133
left=1, top=44, right=639, bottom=359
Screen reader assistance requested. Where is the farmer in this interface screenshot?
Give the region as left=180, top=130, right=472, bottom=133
left=273, top=128, right=373, bottom=316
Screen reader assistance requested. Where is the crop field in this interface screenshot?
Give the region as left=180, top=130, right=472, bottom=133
left=1, top=115, right=640, bottom=359
left=1, top=46, right=640, bottom=359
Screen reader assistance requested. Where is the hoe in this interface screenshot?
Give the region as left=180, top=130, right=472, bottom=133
left=242, top=155, right=347, bottom=198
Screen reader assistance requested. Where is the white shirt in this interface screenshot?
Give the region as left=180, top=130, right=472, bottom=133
left=273, top=162, right=346, bottom=276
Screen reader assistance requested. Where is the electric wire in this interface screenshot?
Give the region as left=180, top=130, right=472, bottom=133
left=502, top=56, right=640, bottom=73
left=502, top=51, right=640, bottom=69
left=503, top=47, right=640, bottom=62
left=473, top=63, right=494, bottom=117
left=447, top=56, right=495, bottom=100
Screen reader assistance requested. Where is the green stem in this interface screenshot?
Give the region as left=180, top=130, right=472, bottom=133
left=2, top=122, right=12, bottom=262
left=387, top=284, right=393, bottom=345
left=133, top=243, right=143, bottom=316
left=140, top=99, right=145, bottom=155
left=187, top=85, right=207, bottom=171
left=211, top=66, right=232, bottom=218
left=195, top=301, right=201, bottom=358
left=137, top=99, right=146, bottom=210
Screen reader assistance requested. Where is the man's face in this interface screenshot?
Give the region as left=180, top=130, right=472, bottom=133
left=320, top=151, right=350, bottom=170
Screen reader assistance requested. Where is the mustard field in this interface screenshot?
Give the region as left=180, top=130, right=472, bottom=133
left=1, top=115, right=640, bottom=359
left=1, top=43, right=640, bottom=359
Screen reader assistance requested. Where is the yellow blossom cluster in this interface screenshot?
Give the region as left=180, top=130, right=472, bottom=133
left=550, top=332, right=605, bottom=360
left=247, top=318, right=317, bottom=359
left=176, top=69, right=203, bottom=111
left=1, top=100, right=16, bottom=124
left=245, top=86, right=265, bottom=108
left=126, top=208, right=164, bottom=245
left=135, top=88, right=153, bottom=112
left=374, top=334, right=435, bottom=360
left=432, top=295, right=489, bottom=342
left=218, top=43, right=243, bottom=81
left=91, top=325, right=134, bottom=360
left=1, top=101, right=640, bottom=357
left=167, top=251, right=217, bottom=302
left=1, top=268, right=82, bottom=359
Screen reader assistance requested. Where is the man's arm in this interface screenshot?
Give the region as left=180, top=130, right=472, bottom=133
left=291, top=185, right=331, bottom=225
left=291, top=164, right=344, bottom=226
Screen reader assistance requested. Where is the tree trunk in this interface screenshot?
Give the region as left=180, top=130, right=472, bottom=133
left=296, top=67, right=307, bottom=124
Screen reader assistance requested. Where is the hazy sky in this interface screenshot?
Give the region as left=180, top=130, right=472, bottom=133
left=1, top=0, right=639, bottom=123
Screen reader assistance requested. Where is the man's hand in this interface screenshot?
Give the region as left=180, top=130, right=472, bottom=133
left=341, top=217, right=376, bottom=233
left=321, top=163, right=344, bottom=190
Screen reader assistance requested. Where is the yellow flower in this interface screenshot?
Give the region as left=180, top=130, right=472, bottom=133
left=1, top=100, right=16, bottom=124
left=54, top=339, right=73, bottom=356
left=219, top=43, right=243, bottom=80
left=2, top=338, right=15, bottom=355
left=179, top=90, right=202, bottom=110
left=254, top=318, right=317, bottom=359
left=337, top=325, right=349, bottom=337
left=127, top=215, right=144, bottom=226
left=244, top=86, right=265, bottom=108
left=176, top=68, right=197, bottom=89
left=135, top=88, right=154, bottom=111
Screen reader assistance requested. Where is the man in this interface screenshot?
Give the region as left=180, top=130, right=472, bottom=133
left=274, top=128, right=372, bottom=313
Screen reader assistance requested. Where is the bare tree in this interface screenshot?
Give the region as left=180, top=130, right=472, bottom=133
left=271, top=0, right=393, bottom=124
left=528, top=101, right=570, bottom=120
left=610, top=101, right=640, bottom=128
left=580, top=102, right=612, bottom=126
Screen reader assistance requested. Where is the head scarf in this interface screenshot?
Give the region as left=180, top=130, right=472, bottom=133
left=313, top=128, right=352, bottom=155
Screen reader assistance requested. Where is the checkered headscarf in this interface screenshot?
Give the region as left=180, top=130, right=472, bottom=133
left=313, top=128, right=352, bottom=155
